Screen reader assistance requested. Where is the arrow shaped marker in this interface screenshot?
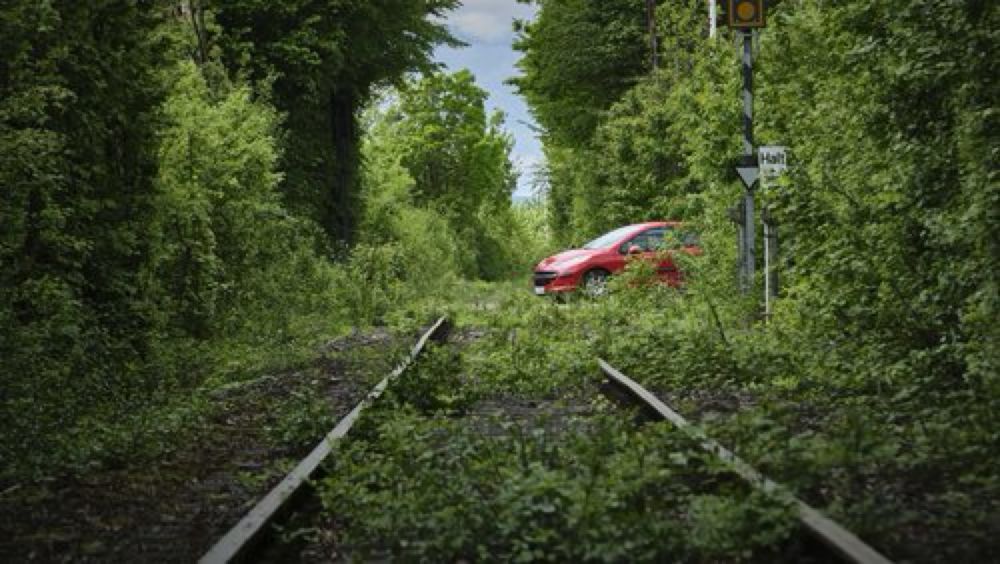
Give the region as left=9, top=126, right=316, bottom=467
left=736, top=165, right=759, bottom=189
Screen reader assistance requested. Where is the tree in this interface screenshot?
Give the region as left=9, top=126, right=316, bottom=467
left=362, top=71, right=518, bottom=279
left=513, top=0, right=715, bottom=243
left=512, top=0, right=651, bottom=148
left=206, top=0, right=460, bottom=243
left=0, top=0, right=172, bottom=470
left=398, top=71, right=514, bottom=221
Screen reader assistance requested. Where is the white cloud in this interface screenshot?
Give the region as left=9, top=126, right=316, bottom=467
left=448, top=0, right=535, bottom=44
left=435, top=1, right=542, bottom=201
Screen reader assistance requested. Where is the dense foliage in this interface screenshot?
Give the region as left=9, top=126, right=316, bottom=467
left=757, top=0, right=1000, bottom=391
left=0, top=1, right=540, bottom=481
left=324, top=410, right=794, bottom=562
left=515, top=0, right=998, bottom=391
left=502, top=0, right=1000, bottom=558
left=207, top=0, right=460, bottom=241
left=2, top=0, right=997, bottom=559
left=1, top=0, right=177, bottom=475
left=318, top=274, right=999, bottom=560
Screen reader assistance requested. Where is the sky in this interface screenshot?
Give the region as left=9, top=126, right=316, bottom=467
left=432, top=0, right=541, bottom=200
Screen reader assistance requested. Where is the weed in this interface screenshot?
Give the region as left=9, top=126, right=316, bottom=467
left=319, top=414, right=795, bottom=562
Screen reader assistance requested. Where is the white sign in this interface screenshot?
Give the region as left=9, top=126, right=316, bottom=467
left=758, top=146, right=788, bottom=178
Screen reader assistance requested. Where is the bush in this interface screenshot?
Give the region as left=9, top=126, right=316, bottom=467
left=320, top=414, right=795, bottom=562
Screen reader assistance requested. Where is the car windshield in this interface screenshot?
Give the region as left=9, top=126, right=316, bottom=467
left=582, top=225, right=640, bottom=250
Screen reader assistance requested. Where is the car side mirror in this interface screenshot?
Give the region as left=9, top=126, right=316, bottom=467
left=627, top=244, right=642, bottom=255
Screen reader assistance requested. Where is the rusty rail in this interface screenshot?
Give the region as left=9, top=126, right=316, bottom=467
left=599, top=359, right=893, bottom=564
left=200, top=317, right=450, bottom=564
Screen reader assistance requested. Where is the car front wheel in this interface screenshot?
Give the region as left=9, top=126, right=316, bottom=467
left=580, top=269, right=609, bottom=298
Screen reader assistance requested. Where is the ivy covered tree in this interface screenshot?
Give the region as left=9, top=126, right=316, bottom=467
left=0, top=0, right=173, bottom=466
left=206, top=0, right=460, bottom=242
left=511, top=0, right=650, bottom=147
left=511, top=0, right=654, bottom=244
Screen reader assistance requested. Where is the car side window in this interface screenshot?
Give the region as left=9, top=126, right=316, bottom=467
left=622, top=228, right=668, bottom=253
left=680, top=231, right=700, bottom=246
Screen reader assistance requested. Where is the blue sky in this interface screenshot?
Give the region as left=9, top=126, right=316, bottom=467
left=432, top=0, right=541, bottom=200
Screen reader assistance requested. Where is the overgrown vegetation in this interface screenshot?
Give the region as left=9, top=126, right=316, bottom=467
left=322, top=410, right=796, bottom=562
left=318, top=270, right=998, bottom=560
left=507, top=3, right=999, bottom=557
left=0, top=2, right=543, bottom=482
left=2, top=0, right=997, bottom=560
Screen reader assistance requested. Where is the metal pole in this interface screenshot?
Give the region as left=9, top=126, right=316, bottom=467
left=647, top=0, right=659, bottom=69
left=730, top=202, right=745, bottom=288
left=740, top=31, right=756, bottom=293
left=763, top=207, right=778, bottom=316
left=709, top=0, right=717, bottom=38
left=764, top=212, right=771, bottom=315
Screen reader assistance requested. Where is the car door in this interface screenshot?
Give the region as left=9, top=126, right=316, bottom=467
left=619, top=227, right=679, bottom=284
left=645, top=228, right=681, bottom=285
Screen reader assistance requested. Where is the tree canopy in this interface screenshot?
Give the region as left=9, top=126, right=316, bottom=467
left=362, top=71, right=522, bottom=280
left=511, top=0, right=651, bottom=148
left=208, top=0, right=461, bottom=241
left=0, top=0, right=487, bottom=479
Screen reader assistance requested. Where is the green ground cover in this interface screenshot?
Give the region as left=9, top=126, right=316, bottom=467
left=317, top=274, right=1000, bottom=562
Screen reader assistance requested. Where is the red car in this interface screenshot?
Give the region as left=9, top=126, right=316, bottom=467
left=532, top=221, right=701, bottom=296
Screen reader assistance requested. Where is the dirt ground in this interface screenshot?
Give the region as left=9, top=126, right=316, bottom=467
left=0, top=328, right=409, bottom=563
left=0, top=323, right=913, bottom=563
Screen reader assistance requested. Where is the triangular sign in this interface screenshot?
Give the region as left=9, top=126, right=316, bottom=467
left=736, top=165, right=759, bottom=189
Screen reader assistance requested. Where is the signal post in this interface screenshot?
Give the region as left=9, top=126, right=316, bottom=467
left=727, top=0, right=765, bottom=295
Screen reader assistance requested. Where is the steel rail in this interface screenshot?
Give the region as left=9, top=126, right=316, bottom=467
left=599, top=359, right=893, bottom=564
left=200, top=317, right=450, bottom=564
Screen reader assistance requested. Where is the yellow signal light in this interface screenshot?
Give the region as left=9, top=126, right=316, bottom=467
left=728, top=0, right=765, bottom=29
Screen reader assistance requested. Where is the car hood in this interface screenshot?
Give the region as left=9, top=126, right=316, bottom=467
left=535, top=248, right=596, bottom=271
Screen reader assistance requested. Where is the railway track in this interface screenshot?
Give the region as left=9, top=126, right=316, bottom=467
left=599, top=360, right=893, bottom=564
left=200, top=316, right=893, bottom=563
left=200, top=316, right=450, bottom=563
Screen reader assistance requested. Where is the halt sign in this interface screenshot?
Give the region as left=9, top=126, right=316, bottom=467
left=758, top=146, right=787, bottom=178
